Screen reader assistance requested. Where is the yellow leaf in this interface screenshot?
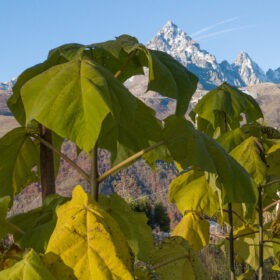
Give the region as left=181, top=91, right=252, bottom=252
left=172, top=212, right=209, bottom=250
left=46, top=186, right=134, bottom=280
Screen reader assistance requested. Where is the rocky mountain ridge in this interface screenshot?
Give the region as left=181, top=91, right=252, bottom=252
left=147, top=21, right=279, bottom=89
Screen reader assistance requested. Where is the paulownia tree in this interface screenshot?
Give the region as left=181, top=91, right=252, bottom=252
left=0, top=36, right=260, bottom=279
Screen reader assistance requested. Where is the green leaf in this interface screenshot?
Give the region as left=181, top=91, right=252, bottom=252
left=230, top=137, right=267, bottom=185
left=46, top=186, right=134, bottom=280
left=267, top=143, right=280, bottom=180
left=172, top=212, right=210, bottom=251
left=217, top=127, right=248, bottom=152
left=0, top=127, right=38, bottom=199
left=8, top=194, right=68, bottom=253
left=191, top=82, right=263, bottom=131
left=99, top=193, right=153, bottom=261
left=163, top=115, right=257, bottom=204
left=147, top=50, right=198, bottom=115
left=202, top=133, right=258, bottom=204
left=234, top=230, right=273, bottom=270
left=163, top=115, right=216, bottom=172
left=149, top=237, right=210, bottom=280
left=169, top=170, right=219, bottom=217
left=7, top=50, right=67, bottom=125
left=21, top=58, right=138, bottom=153
left=0, top=249, right=56, bottom=280
left=98, top=100, right=162, bottom=166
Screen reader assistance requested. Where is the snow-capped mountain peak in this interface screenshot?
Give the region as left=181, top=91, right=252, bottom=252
left=233, top=51, right=266, bottom=85
left=147, top=21, right=224, bottom=89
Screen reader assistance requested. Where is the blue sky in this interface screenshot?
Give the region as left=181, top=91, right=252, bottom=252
left=0, top=0, right=279, bottom=81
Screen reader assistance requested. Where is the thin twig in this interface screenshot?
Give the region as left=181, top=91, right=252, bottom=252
left=262, top=179, right=280, bottom=188
left=263, top=200, right=280, bottom=212
left=233, top=231, right=259, bottom=240
left=33, top=134, right=90, bottom=183
left=98, top=140, right=164, bottom=183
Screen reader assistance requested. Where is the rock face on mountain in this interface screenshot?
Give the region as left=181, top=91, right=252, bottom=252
left=233, top=51, right=267, bottom=85
left=147, top=21, right=275, bottom=89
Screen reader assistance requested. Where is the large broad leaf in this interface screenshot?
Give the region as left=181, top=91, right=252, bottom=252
left=8, top=194, right=68, bottom=253
left=230, top=136, right=267, bottom=185
left=21, top=58, right=138, bottom=153
left=149, top=237, right=210, bottom=280
left=98, top=100, right=162, bottom=165
left=217, top=127, right=248, bottom=152
left=0, top=127, right=38, bottom=199
left=202, top=133, right=258, bottom=204
left=46, top=186, right=134, bottom=280
left=147, top=50, right=198, bottom=115
left=49, top=35, right=198, bottom=115
left=0, top=249, right=56, bottom=280
left=172, top=212, right=210, bottom=251
left=191, top=82, right=263, bottom=132
left=163, top=115, right=257, bottom=204
left=218, top=122, right=280, bottom=153
left=234, top=228, right=273, bottom=270
left=91, top=36, right=198, bottom=115
left=169, top=170, right=220, bottom=217
left=7, top=50, right=68, bottom=125
left=99, top=193, right=153, bottom=261
left=163, top=115, right=216, bottom=172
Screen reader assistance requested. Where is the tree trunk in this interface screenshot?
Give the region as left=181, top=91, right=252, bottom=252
left=39, top=125, right=55, bottom=199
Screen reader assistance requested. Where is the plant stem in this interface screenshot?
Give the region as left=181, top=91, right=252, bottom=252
left=90, top=144, right=99, bottom=201
left=263, top=199, right=280, bottom=212
left=263, top=240, right=280, bottom=246
left=258, top=185, right=264, bottom=280
left=228, top=202, right=235, bottom=280
left=233, top=230, right=259, bottom=240
left=114, top=50, right=137, bottom=78
left=263, top=179, right=280, bottom=188
left=98, top=140, right=164, bottom=183
left=33, top=134, right=90, bottom=183
left=6, top=221, right=25, bottom=235
left=39, top=125, right=55, bottom=199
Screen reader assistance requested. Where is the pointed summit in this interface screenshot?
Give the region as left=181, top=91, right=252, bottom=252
left=233, top=51, right=266, bottom=85
left=147, top=21, right=224, bottom=89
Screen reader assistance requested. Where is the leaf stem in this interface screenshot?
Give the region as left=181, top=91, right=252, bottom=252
left=98, top=140, right=164, bottom=183
left=263, top=240, right=280, bottom=246
left=262, top=179, right=280, bottom=188
left=32, top=134, right=90, bottom=183
left=6, top=221, right=25, bottom=235
left=114, top=50, right=137, bottom=78
left=233, top=230, right=259, bottom=240
left=152, top=254, right=189, bottom=270
left=263, top=200, right=280, bottom=212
